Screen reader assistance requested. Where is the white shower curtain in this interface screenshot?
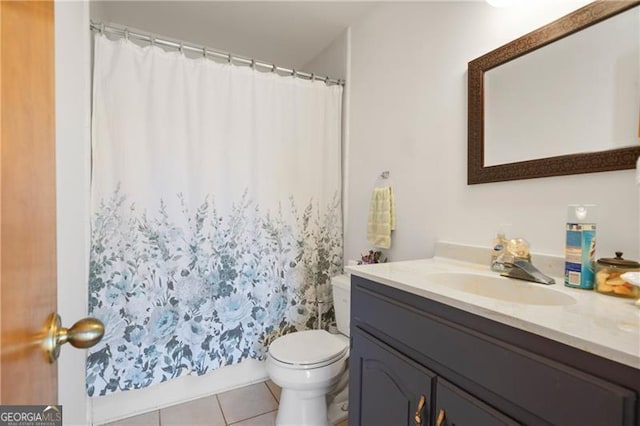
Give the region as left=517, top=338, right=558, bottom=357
left=87, top=35, right=343, bottom=396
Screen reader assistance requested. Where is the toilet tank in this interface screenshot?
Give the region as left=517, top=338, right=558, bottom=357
left=331, top=274, right=351, bottom=336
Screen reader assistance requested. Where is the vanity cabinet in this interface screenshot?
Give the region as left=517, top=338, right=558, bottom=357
left=351, top=330, right=434, bottom=426
left=351, top=328, right=517, bottom=426
left=349, top=276, right=640, bottom=426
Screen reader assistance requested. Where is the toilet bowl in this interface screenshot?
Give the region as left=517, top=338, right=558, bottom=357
left=266, top=274, right=351, bottom=426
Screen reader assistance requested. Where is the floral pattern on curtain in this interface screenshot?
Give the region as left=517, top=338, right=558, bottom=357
left=87, top=35, right=343, bottom=396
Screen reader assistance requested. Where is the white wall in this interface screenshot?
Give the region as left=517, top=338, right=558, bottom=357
left=345, top=1, right=638, bottom=264
left=55, top=2, right=92, bottom=424
left=302, top=29, right=348, bottom=80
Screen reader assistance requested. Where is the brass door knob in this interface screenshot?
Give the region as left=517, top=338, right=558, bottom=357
left=43, top=313, right=105, bottom=362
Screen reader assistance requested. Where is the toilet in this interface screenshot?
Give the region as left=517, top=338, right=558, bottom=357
left=266, top=274, right=351, bottom=426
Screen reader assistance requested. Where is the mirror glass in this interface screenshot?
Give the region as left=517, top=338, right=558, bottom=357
left=468, top=1, right=640, bottom=184
left=484, top=6, right=639, bottom=167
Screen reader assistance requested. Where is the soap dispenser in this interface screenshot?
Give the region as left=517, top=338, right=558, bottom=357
left=490, top=225, right=509, bottom=272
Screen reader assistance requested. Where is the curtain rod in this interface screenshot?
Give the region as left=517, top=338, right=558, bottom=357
left=90, top=21, right=345, bottom=87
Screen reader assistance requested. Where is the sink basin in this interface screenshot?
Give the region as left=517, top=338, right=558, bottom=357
left=425, top=272, right=576, bottom=306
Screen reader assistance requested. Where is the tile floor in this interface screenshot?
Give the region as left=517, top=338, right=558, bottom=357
left=104, top=380, right=348, bottom=426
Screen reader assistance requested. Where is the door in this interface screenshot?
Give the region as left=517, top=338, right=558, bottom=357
left=1, top=0, right=58, bottom=404
left=434, top=379, right=520, bottom=426
left=350, top=329, right=435, bottom=426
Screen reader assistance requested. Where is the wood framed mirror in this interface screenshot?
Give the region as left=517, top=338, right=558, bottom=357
left=468, top=1, right=640, bottom=185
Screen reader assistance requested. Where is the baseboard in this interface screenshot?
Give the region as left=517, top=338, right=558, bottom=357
left=90, top=359, right=268, bottom=425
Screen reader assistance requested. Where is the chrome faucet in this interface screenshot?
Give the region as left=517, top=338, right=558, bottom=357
left=501, top=259, right=555, bottom=285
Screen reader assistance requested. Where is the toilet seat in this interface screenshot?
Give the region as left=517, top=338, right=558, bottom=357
left=269, top=329, right=348, bottom=369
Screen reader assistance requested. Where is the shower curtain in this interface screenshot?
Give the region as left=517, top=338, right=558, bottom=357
left=87, top=35, right=343, bottom=396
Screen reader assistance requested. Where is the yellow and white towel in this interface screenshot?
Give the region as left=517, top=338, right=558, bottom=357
left=367, top=186, right=396, bottom=249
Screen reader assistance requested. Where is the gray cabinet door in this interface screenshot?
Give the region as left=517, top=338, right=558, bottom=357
left=350, top=329, right=435, bottom=426
left=434, top=378, right=520, bottom=426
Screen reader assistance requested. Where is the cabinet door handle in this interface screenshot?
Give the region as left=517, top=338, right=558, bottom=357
left=436, top=409, right=446, bottom=426
left=414, top=394, right=426, bottom=425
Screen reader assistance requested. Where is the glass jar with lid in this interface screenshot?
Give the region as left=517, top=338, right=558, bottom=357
left=595, top=252, right=640, bottom=298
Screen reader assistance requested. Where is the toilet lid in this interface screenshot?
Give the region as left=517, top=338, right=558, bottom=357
left=269, top=330, right=348, bottom=367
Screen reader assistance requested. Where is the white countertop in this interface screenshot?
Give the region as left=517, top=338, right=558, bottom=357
left=346, top=257, right=640, bottom=370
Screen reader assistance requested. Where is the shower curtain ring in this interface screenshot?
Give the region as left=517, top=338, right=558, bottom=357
left=150, top=36, right=156, bottom=47
left=227, top=53, right=232, bottom=64
left=325, top=76, right=330, bottom=84
left=271, top=64, right=277, bottom=73
left=311, top=73, right=315, bottom=82
left=292, top=69, right=297, bottom=78
left=100, top=23, right=105, bottom=34
left=202, top=47, right=207, bottom=58
left=124, top=29, right=129, bottom=41
left=179, top=42, right=184, bottom=54
left=250, top=59, right=255, bottom=69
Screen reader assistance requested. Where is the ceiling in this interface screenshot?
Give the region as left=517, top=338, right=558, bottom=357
left=90, top=1, right=378, bottom=70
